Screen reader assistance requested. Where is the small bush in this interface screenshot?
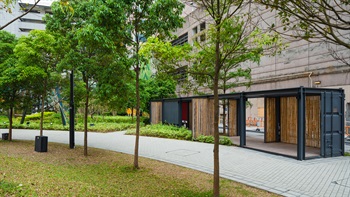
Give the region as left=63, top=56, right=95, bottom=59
left=117, top=112, right=128, bottom=116
left=196, top=135, right=214, bottom=143
left=219, top=136, right=233, bottom=146
left=126, top=124, right=192, bottom=140
left=142, top=117, right=150, bottom=125
left=25, top=112, right=55, bottom=121
left=345, top=152, right=350, bottom=157
left=195, top=135, right=232, bottom=146
left=102, top=112, right=112, bottom=116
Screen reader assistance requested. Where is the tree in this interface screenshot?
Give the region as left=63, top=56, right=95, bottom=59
left=142, top=1, right=282, bottom=195
left=124, top=0, right=184, bottom=169
left=95, top=57, right=133, bottom=117
left=45, top=0, right=130, bottom=156
left=255, top=0, right=350, bottom=65
left=193, top=5, right=282, bottom=194
left=0, top=31, right=17, bottom=140
left=142, top=74, right=177, bottom=113
left=14, top=30, right=58, bottom=137
left=0, top=30, right=16, bottom=63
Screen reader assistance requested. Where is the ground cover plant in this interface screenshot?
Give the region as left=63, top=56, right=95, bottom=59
left=0, top=140, right=278, bottom=197
left=126, top=124, right=234, bottom=146
left=0, top=114, right=143, bottom=132
left=126, top=124, right=192, bottom=140
left=196, top=135, right=233, bottom=146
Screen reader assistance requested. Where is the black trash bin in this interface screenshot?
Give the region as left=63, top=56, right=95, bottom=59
left=35, top=136, right=48, bottom=152
left=2, top=133, right=9, bottom=140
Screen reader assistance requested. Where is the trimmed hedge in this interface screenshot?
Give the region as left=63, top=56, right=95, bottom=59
left=25, top=112, right=56, bottom=121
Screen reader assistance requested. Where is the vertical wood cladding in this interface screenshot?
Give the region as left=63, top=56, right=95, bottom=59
left=228, top=100, right=237, bottom=136
left=265, top=98, right=276, bottom=142
left=281, top=97, right=298, bottom=144
left=192, top=98, right=214, bottom=138
left=305, top=96, right=321, bottom=148
left=280, top=96, right=320, bottom=147
left=151, top=102, right=162, bottom=124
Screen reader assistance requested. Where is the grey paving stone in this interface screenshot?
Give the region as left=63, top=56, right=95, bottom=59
left=7, top=129, right=350, bottom=197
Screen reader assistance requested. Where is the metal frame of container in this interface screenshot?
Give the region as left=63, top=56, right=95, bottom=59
left=150, top=87, right=345, bottom=160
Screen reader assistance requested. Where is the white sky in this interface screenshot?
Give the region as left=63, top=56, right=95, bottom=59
left=19, top=0, right=55, bottom=7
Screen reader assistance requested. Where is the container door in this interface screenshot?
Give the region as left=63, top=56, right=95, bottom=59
left=163, top=101, right=180, bottom=126
left=181, top=102, right=189, bottom=128
left=321, top=92, right=344, bottom=157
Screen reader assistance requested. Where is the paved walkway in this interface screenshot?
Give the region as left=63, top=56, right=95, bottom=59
left=3, top=129, right=350, bottom=197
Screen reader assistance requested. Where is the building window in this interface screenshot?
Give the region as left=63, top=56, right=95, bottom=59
left=192, top=26, right=198, bottom=43
left=200, top=22, right=206, bottom=42
left=171, top=33, right=188, bottom=46
left=19, top=18, right=45, bottom=24
left=174, top=66, right=187, bottom=83
left=19, top=28, right=32, bottom=32
left=22, top=8, right=41, bottom=14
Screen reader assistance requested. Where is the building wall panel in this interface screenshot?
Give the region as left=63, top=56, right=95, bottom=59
left=265, top=98, right=276, bottom=142
left=151, top=102, right=162, bottom=124
left=281, top=97, right=298, bottom=144
left=228, top=99, right=237, bottom=136
left=306, top=96, right=321, bottom=148
left=192, top=98, right=214, bottom=138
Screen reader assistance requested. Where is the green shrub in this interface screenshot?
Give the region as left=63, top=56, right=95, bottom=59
left=0, top=115, right=139, bottom=132
left=195, top=135, right=233, bottom=146
left=126, top=124, right=192, bottom=140
left=102, top=112, right=112, bottom=116
left=25, top=112, right=55, bottom=121
left=196, top=135, right=214, bottom=143
left=142, top=117, right=150, bottom=125
left=219, top=136, right=233, bottom=146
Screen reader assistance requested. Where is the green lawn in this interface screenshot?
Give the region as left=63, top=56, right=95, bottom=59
left=0, top=113, right=143, bottom=132
left=0, top=140, right=278, bottom=197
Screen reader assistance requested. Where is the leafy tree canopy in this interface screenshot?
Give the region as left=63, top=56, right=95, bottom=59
left=0, top=30, right=17, bottom=64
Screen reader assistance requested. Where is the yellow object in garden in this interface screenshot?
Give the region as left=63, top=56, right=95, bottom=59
left=126, top=108, right=132, bottom=116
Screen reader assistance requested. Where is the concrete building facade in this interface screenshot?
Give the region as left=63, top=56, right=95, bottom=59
left=0, top=0, right=53, bottom=37
left=173, top=3, right=350, bottom=126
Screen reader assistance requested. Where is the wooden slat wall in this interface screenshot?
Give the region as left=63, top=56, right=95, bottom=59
left=280, top=97, right=298, bottom=144
left=192, top=98, right=214, bottom=138
left=228, top=100, right=237, bottom=136
left=151, top=102, right=162, bottom=124
left=265, top=98, right=276, bottom=142
left=189, top=102, right=192, bottom=130
left=306, top=96, right=321, bottom=148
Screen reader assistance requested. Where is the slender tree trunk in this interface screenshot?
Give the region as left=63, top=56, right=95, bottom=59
left=131, top=107, right=134, bottom=121
left=213, top=8, right=221, bottom=196
left=40, top=83, right=46, bottom=136
left=134, top=66, right=140, bottom=169
left=8, top=106, right=13, bottom=141
left=133, top=27, right=141, bottom=169
left=84, top=79, right=89, bottom=156
left=20, top=109, right=26, bottom=124
left=213, top=73, right=220, bottom=197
